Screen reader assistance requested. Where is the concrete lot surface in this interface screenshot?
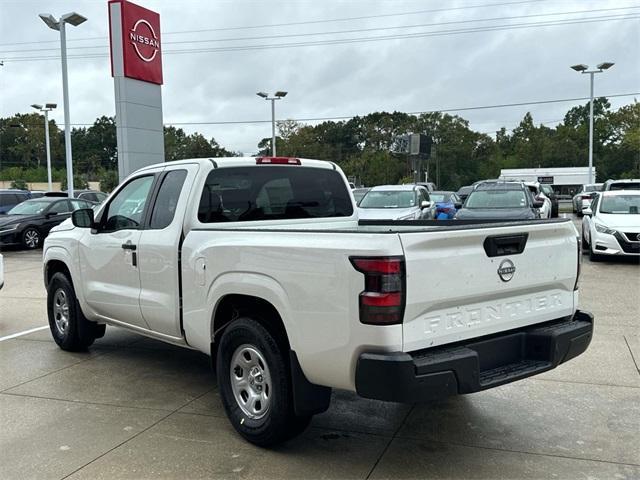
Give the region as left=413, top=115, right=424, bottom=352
left=1, top=228, right=639, bottom=479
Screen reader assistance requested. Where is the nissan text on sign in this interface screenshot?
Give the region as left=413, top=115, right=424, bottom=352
left=109, top=0, right=165, bottom=180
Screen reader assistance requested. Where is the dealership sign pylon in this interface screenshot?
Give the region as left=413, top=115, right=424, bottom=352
left=109, top=0, right=165, bottom=181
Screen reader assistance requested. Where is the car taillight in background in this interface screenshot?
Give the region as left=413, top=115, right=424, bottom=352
left=350, top=256, right=406, bottom=325
left=255, top=157, right=301, bottom=165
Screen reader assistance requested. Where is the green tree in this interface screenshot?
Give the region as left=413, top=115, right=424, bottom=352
left=10, top=179, right=28, bottom=190
left=99, top=170, right=119, bottom=193
left=61, top=174, right=89, bottom=191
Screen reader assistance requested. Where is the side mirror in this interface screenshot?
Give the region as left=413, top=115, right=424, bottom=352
left=533, top=200, right=544, bottom=209
left=582, top=207, right=593, bottom=216
left=71, top=208, right=95, bottom=228
left=45, top=212, right=58, bottom=219
left=421, top=201, right=431, bottom=209
left=454, top=202, right=463, bottom=209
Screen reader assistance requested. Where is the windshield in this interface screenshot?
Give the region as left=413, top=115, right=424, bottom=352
left=353, top=189, right=369, bottom=204
left=359, top=190, right=416, bottom=209
left=465, top=190, right=528, bottom=209
left=600, top=195, right=640, bottom=214
left=609, top=182, right=640, bottom=191
left=7, top=201, right=50, bottom=215
left=430, top=193, right=451, bottom=203
left=584, top=184, right=601, bottom=192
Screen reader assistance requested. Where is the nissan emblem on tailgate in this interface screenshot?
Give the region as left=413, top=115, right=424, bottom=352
left=498, top=259, right=516, bottom=282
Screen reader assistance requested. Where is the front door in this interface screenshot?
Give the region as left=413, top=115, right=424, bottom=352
left=79, top=174, right=156, bottom=329
left=138, top=165, right=197, bottom=337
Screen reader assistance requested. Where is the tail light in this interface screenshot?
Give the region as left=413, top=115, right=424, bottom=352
left=350, top=256, right=406, bottom=325
left=256, top=157, right=301, bottom=165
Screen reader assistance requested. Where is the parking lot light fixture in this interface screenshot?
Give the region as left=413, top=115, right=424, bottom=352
left=39, top=11, right=86, bottom=198
left=31, top=103, right=57, bottom=191
left=570, top=62, right=615, bottom=185
left=256, top=91, right=288, bottom=156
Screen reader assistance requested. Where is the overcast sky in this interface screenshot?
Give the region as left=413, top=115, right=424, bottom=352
left=1, top=0, right=639, bottom=154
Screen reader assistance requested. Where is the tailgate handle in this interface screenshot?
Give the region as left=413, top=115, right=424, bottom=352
left=483, top=233, right=528, bottom=257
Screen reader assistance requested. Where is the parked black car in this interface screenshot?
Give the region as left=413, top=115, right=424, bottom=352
left=454, top=182, right=543, bottom=221
left=0, top=189, right=31, bottom=215
left=0, top=197, right=95, bottom=249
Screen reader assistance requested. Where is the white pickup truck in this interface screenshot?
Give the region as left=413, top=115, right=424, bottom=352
left=43, top=157, right=593, bottom=446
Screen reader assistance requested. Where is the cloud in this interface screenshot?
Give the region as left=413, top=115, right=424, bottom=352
left=1, top=0, right=638, bottom=155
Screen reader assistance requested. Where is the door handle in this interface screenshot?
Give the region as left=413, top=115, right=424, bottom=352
left=121, top=243, right=137, bottom=251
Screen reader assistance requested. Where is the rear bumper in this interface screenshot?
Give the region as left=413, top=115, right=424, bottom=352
left=355, top=310, right=593, bottom=403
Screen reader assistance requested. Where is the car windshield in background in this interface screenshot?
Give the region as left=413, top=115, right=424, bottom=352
left=584, top=185, right=601, bottom=192
left=430, top=193, right=451, bottom=203
left=600, top=195, right=640, bottom=214
left=465, top=190, right=527, bottom=209
left=609, top=182, right=640, bottom=191
left=359, top=191, right=416, bottom=209
left=7, top=201, right=50, bottom=215
left=352, top=189, right=369, bottom=204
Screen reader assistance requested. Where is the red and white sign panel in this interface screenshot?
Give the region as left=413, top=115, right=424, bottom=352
left=109, top=0, right=163, bottom=85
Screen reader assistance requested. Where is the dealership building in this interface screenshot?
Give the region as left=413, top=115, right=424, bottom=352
left=499, top=167, right=596, bottom=197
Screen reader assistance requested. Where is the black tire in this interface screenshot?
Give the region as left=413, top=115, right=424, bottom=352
left=22, top=227, right=41, bottom=249
left=216, top=317, right=311, bottom=446
left=581, top=230, right=590, bottom=254
left=47, top=272, right=105, bottom=351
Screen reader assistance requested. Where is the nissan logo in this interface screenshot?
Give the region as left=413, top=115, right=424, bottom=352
left=498, top=259, right=516, bottom=282
left=636, top=233, right=640, bottom=242
left=129, top=19, right=160, bottom=63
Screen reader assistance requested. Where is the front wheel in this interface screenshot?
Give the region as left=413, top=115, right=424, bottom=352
left=47, top=273, right=105, bottom=351
left=582, top=230, right=590, bottom=254
left=216, top=317, right=311, bottom=446
left=22, top=227, right=41, bottom=249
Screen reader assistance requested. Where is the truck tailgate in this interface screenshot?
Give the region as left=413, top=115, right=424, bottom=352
left=400, top=220, right=578, bottom=352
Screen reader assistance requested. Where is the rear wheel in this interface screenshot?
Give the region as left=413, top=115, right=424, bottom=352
left=47, top=272, right=105, bottom=351
left=216, top=317, right=311, bottom=446
left=22, top=227, right=41, bottom=249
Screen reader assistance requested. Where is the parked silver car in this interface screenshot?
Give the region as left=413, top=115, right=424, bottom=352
left=357, top=184, right=436, bottom=220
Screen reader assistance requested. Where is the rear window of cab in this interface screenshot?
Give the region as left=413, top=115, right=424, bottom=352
left=198, top=166, right=353, bottom=223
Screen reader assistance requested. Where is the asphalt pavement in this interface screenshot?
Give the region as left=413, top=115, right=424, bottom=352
left=0, top=219, right=638, bottom=480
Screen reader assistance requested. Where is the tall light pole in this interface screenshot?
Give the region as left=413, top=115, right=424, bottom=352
left=31, top=103, right=57, bottom=191
left=39, top=12, right=86, bottom=198
left=256, top=91, right=287, bottom=156
left=570, top=62, right=615, bottom=185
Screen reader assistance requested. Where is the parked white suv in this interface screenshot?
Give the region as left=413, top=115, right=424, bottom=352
left=602, top=179, right=640, bottom=191
left=43, top=157, right=593, bottom=446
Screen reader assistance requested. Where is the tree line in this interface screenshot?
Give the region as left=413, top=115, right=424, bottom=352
left=0, top=98, right=637, bottom=191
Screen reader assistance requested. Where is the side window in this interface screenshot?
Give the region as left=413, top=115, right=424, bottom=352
left=149, top=170, right=187, bottom=229
left=79, top=193, right=97, bottom=202
left=49, top=200, right=71, bottom=214
left=70, top=199, right=90, bottom=210
left=102, top=175, right=154, bottom=232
